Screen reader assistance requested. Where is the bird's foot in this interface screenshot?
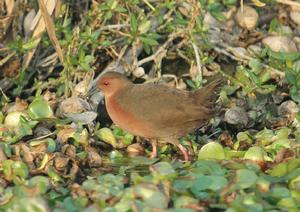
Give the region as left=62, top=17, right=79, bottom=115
left=150, top=140, right=157, bottom=158
left=177, top=143, right=189, bottom=161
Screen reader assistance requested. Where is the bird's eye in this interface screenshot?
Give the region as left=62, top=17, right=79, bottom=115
left=103, top=81, right=109, bottom=86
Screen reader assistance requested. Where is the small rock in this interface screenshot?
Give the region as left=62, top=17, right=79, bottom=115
left=177, top=79, right=187, bottom=90
left=4, top=111, right=27, bottom=129
left=293, top=37, right=300, bottom=51
left=279, top=26, right=293, bottom=35
left=278, top=100, right=299, bottom=116
left=272, top=92, right=285, bottom=104
left=235, top=5, right=258, bottom=30
left=247, top=45, right=262, bottom=56
left=290, top=11, right=300, bottom=26
left=56, top=97, right=91, bottom=116
left=65, top=111, right=98, bottom=124
left=203, top=12, right=221, bottom=28
left=262, top=36, right=298, bottom=53
left=224, top=106, right=248, bottom=126
left=24, top=9, right=36, bottom=38
left=33, top=126, right=52, bottom=138
left=133, top=67, right=145, bottom=78
left=74, top=80, right=89, bottom=96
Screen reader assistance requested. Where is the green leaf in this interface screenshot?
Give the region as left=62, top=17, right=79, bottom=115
left=138, top=20, right=151, bottom=34
left=270, top=187, right=290, bottom=199
left=268, top=163, right=288, bottom=177
left=236, top=169, right=258, bottom=189
left=191, top=175, right=228, bottom=193
left=198, top=142, right=225, bottom=160
left=6, top=197, right=49, bottom=212
left=249, top=59, right=262, bottom=74
left=28, top=176, right=50, bottom=194
left=140, top=36, right=159, bottom=46
left=134, top=185, right=168, bottom=209
left=130, top=14, right=138, bottom=34
left=286, top=70, right=297, bottom=85
left=47, top=138, right=57, bottom=153
left=236, top=131, right=253, bottom=145
left=28, top=97, right=53, bottom=119
left=243, top=146, right=265, bottom=161
left=174, top=196, right=198, bottom=208
left=95, top=127, right=117, bottom=148
left=12, top=161, right=29, bottom=179
left=255, top=128, right=274, bottom=145
left=290, top=86, right=300, bottom=103
left=268, top=49, right=300, bottom=61
left=269, top=18, right=279, bottom=32
left=151, top=162, right=177, bottom=179
left=173, top=179, right=193, bottom=192
left=192, top=160, right=227, bottom=176
left=293, top=60, right=300, bottom=72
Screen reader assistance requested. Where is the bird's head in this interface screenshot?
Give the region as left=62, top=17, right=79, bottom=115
left=97, top=72, right=131, bottom=96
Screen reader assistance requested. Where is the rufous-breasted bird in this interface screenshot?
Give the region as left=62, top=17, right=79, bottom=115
left=97, top=71, right=222, bottom=161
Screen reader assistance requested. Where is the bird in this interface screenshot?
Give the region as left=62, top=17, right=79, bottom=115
left=97, top=71, right=222, bottom=161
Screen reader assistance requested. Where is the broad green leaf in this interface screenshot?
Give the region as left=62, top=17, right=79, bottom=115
left=95, top=128, right=117, bottom=148
left=191, top=175, right=228, bottom=192
left=243, top=146, right=265, bottom=161
left=236, top=169, right=258, bottom=189
left=134, top=185, right=168, bottom=209
left=28, top=97, right=53, bottom=119
left=6, top=197, right=48, bottom=212
left=28, top=176, right=50, bottom=194
left=192, top=160, right=226, bottom=176
left=268, top=163, right=288, bottom=177
left=151, top=162, right=177, bottom=179
left=198, top=142, right=225, bottom=160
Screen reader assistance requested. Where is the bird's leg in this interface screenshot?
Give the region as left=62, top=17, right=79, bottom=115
left=150, top=139, right=157, bottom=158
left=177, top=143, right=189, bottom=161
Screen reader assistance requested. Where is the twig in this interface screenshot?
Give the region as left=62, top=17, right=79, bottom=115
left=142, top=0, right=155, bottom=11
left=100, top=24, right=130, bottom=31
left=241, top=0, right=243, bottom=11
left=0, top=52, right=16, bottom=66
left=277, top=0, right=300, bottom=8
left=137, top=30, right=184, bottom=67
left=191, top=43, right=202, bottom=83
left=0, top=88, right=9, bottom=101
left=132, top=40, right=139, bottom=71
left=27, top=132, right=56, bottom=142
left=213, top=45, right=285, bottom=78
left=38, top=0, right=64, bottom=65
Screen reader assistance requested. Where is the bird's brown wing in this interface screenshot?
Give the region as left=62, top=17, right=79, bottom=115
left=117, top=83, right=213, bottom=138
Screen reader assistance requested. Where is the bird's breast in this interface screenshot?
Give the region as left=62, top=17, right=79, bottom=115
left=105, top=95, right=154, bottom=138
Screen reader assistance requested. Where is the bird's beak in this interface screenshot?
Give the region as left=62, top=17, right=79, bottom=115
left=87, top=84, right=99, bottom=97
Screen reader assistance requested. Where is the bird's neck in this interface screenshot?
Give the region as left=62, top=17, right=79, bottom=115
left=105, top=83, right=132, bottom=100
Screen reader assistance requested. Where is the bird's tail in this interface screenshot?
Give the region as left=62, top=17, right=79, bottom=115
left=194, top=77, right=224, bottom=108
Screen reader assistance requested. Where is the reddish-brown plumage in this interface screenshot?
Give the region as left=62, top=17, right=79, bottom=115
left=97, top=71, right=222, bottom=161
